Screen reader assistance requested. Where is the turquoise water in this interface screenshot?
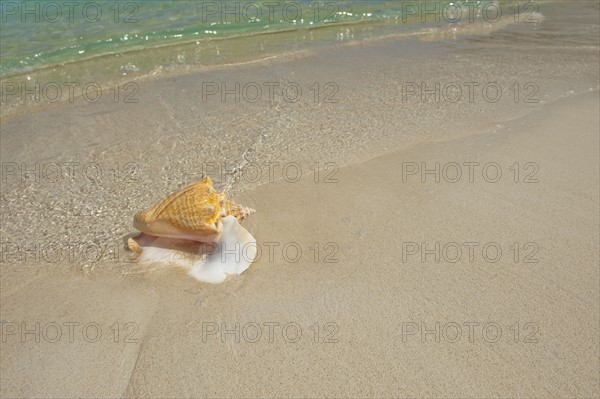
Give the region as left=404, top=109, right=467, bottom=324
left=0, top=1, right=401, bottom=76
left=0, top=0, right=497, bottom=78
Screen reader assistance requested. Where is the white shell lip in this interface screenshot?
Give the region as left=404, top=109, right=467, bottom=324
left=189, top=215, right=257, bottom=283
left=131, top=216, right=257, bottom=284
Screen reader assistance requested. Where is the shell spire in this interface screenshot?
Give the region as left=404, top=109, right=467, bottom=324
left=220, top=190, right=255, bottom=222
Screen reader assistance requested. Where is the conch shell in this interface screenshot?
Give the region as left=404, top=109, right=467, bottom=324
left=128, top=176, right=254, bottom=252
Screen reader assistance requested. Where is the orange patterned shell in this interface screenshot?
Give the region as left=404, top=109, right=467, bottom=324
left=134, top=176, right=249, bottom=235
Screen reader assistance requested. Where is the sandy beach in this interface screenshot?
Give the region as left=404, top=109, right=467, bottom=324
left=2, top=88, right=598, bottom=398
left=1, top=1, right=599, bottom=397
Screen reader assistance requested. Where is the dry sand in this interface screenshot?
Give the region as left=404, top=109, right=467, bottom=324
left=1, top=89, right=598, bottom=397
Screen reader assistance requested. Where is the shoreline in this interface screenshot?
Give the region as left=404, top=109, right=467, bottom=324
left=1, top=1, right=599, bottom=396
left=0, top=6, right=542, bottom=120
